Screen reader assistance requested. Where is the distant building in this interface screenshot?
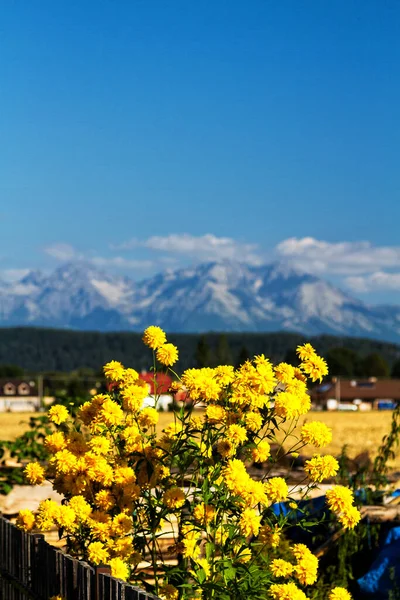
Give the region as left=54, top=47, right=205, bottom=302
left=0, top=379, right=39, bottom=412
left=139, top=372, right=173, bottom=411
left=311, top=378, right=400, bottom=410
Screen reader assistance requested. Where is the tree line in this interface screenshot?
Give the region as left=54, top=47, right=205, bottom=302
left=0, top=327, right=399, bottom=378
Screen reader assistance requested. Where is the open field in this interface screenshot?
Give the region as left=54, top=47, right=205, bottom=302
left=0, top=411, right=178, bottom=442
left=0, top=413, right=41, bottom=442
left=280, top=411, right=399, bottom=468
left=1, top=411, right=399, bottom=468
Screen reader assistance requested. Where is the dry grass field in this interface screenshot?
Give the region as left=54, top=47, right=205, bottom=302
left=0, top=411, right=177, bottom=442
left=0, top=412, right=40, bottom=442
left=1, top=410, right=399, bottom=469
left=280, top=411, right=398, bottom=467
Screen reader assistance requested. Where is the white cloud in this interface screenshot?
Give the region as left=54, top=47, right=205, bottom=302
left=91, top=256, right=154, bottom=269
left=345, top=272, right=400, bottom=293
left=113, top=233, right=262, bottom=264
left=1, top=269, right=31, bottom=282
left=44, top=243, right=154, bottom=270
left=44, top=243, right=81, bottom=261
left=275, top=237, right=400, bottom=275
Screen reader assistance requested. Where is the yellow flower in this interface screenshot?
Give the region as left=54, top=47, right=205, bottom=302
left=301, top=354, right=328, bottom=382
left=264, top=477, right=288, bottom=503
left=35, top=499, right=60, bottom=531
left=193, top=502, right=215, bottom=525
left=325, top=486, right=354, bottom=513
left=270, top=582, right=308, bottom=600
left=240, top=479, right=268, bottom=507
left=120, top=381, right=149, bottom=413
left=244, top=411, right=263, bottom=432
left=194, top=557, right=211, bottom=578
left=67, top=432, right=89, bottom=456
left=24, top=462, right=45, bottom=485
left=296, top=343, right=316, bottom=361
left=163, top=487, right=186, bottom=509
left=304, top=454, right=339, bottom=482
left=111, top=513, right=133, bottom=536
left=214, top=365, right=235, bottom=386
left=301, top=421, right=332, bottom=447
left=190, top=415, right=204, bottom=429
left=48, top=404, right=69, bottom=425
left=56, top=505, right=77, bottom=532
left=44, top=431, right=67, bottom=453
left=109, top=537, right=138, bottom=561
left=84, top=453, right=114, bottom=486
left=227, top=424, right=247, bottom=445
left=103, top=360, right=125, bottom=381
left=274, top=391, right=310, bottom=419
left=239, top=508, right=261, bottom=537
left=99, top=399, right=124, bottom=427
left=51, top=449, right=78, bottom=475
left=236, top=547, right=252, bottom=563
left=292, top=542, right=319, bottom=585
left=88, top=436, right=111, bottom=455
left=88, top=511, right=112, bottom=542
left=181, top=368, right=222, bottom=401
left=329, top=588, right=352, bottom=600
left=159, top=583, right=179, bottom=600
left=270, top=558, right=294, bottom=578
left=182, top=525, right=200, bottom=559
left=274, top=362, right=295, bottom=384
left=338, top=505, right=361, bottom=529
left=78, top=394, right=108, bottom=426
left=114, top=466, right=136, bottom=486
left=68, top=496, right=92, bottom=522
left=230, top=357, right=276, bottom=409
left=88, top=541, right=109, bottom=565
left=294, top=552, right=318, bottom=585
left=251, top=440, right=271, bottom=463
left=16, top=509, right=35, bottom=531
left=122, top=426, right=143, bottom=453
left=223, top=459, right=251, bottom=496
left=138, top=406, right=159, bottom=428
left=156, top=343, right=179, bottom=366
left=95, top=489, right=115, bottom=511
left=205, top=404, right=227, bottom=423
left=292, top=543, right=311, bottom=561
left=217, top=438, right=236, bottom=458
left=258, top=524, right=281, bottom=547
left=122, top=367, right=139, bottom=383
left=215, top=524, right=229, bottom=546
left=162, top=421, right=183, bottom=439
left=143, top=326, right=167, bottom=349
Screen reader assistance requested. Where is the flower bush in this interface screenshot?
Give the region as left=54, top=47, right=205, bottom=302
left=17, top=327, right=360, bottom=600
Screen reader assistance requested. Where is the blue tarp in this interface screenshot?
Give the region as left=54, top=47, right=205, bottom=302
left=358, top=527, right=400, bottom=597
left=271, top=494, right=326, bottom=518
left=271, top=495, right=329, bottom=546
left=273, top=489, right=400, bottom=596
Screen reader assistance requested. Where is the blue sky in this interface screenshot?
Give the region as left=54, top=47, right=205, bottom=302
left=0, top=1, right=399, bottom=303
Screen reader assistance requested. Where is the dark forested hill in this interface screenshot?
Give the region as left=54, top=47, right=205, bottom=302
left=0, top=327, right=399, bottom=373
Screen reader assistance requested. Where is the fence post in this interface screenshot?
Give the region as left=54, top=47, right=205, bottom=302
left=31, top=533, right=45, bottom=596
left=94, top=564, right=111, bottom=600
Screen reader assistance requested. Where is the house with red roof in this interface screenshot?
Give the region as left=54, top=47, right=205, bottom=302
left=139, top=372, right=173, bottom=411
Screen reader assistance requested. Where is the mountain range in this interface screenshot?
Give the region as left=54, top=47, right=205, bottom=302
left=0, top=260, right=399, bottom=342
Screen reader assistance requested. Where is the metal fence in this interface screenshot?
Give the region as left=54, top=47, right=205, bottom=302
left=0, top=516, right=160, bottom=600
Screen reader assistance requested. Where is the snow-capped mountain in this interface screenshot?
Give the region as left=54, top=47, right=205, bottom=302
left=0, top=260, right=400, bottom=342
